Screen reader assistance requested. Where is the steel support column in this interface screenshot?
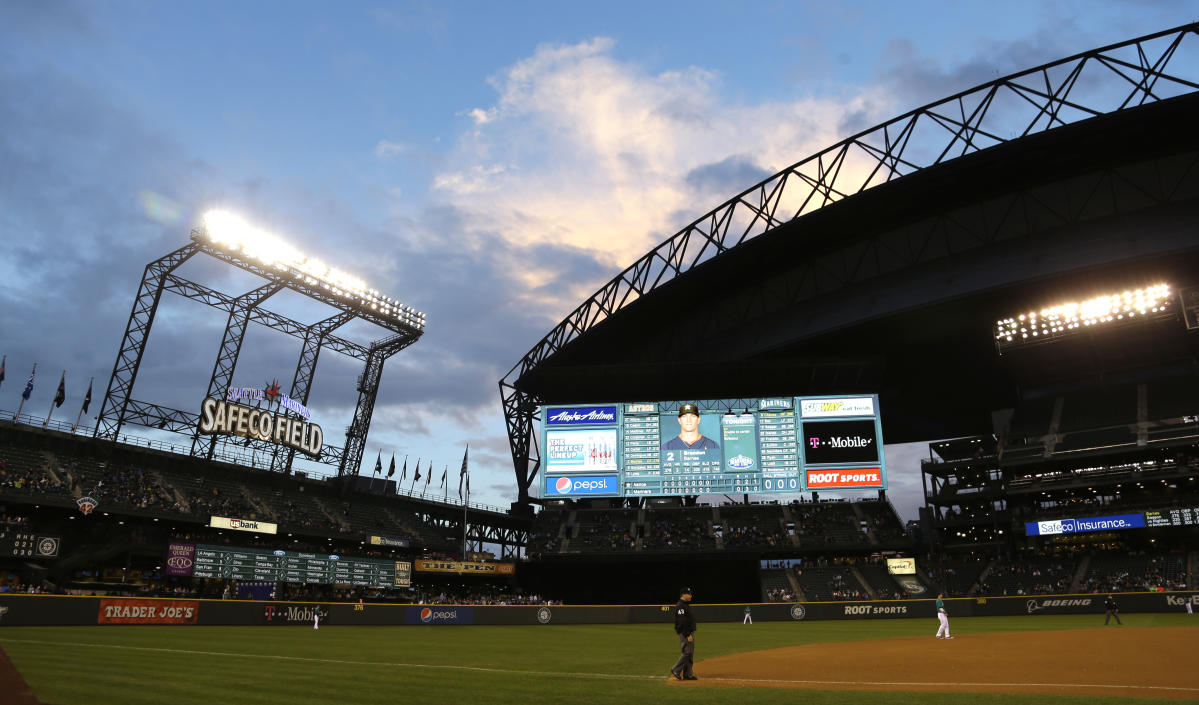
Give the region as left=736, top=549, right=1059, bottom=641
left=192, top=282, right=285, bottom=459
left=339, top=333, right=420, bottom=477
left=277, top=311, right=354, bottom=474
left=95, top=243, right=200, bottom=441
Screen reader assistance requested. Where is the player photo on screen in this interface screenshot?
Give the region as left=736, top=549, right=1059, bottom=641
left=801, top=419, right=880, bottom=465
left=660, top=404, right=721, bottom=473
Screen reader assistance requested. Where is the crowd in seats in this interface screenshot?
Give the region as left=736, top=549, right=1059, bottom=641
left=719, top=506, right=790, bottom=548
left=643, top=509, right=715, bottom=550
left=573, top=510, right=635, bottom=552
left=791, top=501, right=864, bottom=545
left=791, top=563, right=867, bottom=601
left=0, top=457, right=66, bottom=494
left=924, top=557, right=991, bottom=596
left=857, top=500, right=907, bottom=543
left=64, top=461, right=174, bottom=511
left=527, top=509, right=566, bottom=557
left=759, top=568, right=797, bottom=601
left=977, top=557, right=1075, bottom=596
left=1081, top=552, right=1188, bottom=592
left=413, top=585, right=556, bottom=605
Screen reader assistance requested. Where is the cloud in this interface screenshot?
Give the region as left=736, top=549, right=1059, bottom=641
left=435, top=37, right=897, bottom=276
left=374, top=140, right=408, bottom=157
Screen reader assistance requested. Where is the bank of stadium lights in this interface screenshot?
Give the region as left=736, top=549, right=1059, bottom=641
left=994, top=284, right=1172, bottom=350
left=196, top=210, right=426, bottom=331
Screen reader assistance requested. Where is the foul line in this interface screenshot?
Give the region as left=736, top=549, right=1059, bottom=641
left=1, top=637, right=1196, bottom=694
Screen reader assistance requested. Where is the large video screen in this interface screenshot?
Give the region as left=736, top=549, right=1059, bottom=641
left=539, top=395, right=886, bottom=498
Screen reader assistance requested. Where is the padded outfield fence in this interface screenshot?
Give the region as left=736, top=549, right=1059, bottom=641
left=0, top=591, right=1194, bottom=627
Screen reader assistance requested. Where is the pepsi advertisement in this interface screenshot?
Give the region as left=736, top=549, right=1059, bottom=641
left=405, top=606, right=475, bottom=625
left=540, top=395, right=885, bottom=498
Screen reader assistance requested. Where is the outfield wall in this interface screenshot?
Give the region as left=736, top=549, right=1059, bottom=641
left=0, top=591, right=1195, bottom=627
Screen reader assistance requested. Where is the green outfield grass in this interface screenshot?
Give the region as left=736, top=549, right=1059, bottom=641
left=0, top=614, right=1191, bottom=705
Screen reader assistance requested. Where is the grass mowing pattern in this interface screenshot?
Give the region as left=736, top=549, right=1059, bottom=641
left=0, top=614, right=1190, bottom=705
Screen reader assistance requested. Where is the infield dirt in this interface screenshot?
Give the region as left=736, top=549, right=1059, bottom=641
left=688, top=625, right=1199, bottom=699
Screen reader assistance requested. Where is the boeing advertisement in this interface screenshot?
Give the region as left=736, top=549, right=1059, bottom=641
left=539, top=395, right=886, bottom=498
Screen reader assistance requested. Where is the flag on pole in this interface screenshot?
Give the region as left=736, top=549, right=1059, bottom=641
left=81, top=379, right=93, bottom=414
left=413, top=461, right=422, bottom=484
left=440, top=466, right=447, bottom=488
left=458, top=445, right=469, bottom=498
left=399, top=456, right=408, bottom=481
left=387, top=454, right=396, bottom=478
left=53, top=372, right=65, bottom=408
left=373, top=451, right=382, bottom=476
left=21, top=364, right=35, bottom=400
left=424, top=463, right=431, bottom=487
left=0, top=355, right=5, bottom=386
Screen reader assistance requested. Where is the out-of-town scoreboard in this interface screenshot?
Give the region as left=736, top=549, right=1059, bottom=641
left=166, top=542, right=411, bottom=587
left=539, top=395, right=886, bottom=498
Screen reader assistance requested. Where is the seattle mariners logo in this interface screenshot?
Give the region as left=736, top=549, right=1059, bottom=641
left=536, top=607, right=552, bottom=624
left=37, top=537, right=60, bottom=557
left=0, top=605, right=8, bottom=622
left=790, top=604, right=806, bottom=620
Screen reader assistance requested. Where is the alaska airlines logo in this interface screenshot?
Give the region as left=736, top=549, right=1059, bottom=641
left=546, top=407, right=617, bottom=425
left=727, top=454, right=755, bottom=470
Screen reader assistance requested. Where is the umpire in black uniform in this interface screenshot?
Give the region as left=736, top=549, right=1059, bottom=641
left=671, top=587, right=698, bottom=680
left=1104, top=595, right=1122, bottom=625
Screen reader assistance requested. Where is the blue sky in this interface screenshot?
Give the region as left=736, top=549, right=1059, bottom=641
left=2, top=1, right=1197, bottom=522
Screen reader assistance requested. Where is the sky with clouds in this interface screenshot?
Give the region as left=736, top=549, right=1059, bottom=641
left=1, top=1, right=1195, bottom=523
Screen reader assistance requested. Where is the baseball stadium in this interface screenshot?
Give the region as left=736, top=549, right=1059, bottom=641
left=2, top=23, right=1199, bottom=705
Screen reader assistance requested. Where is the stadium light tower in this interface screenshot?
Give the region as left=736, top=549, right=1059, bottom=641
left=196, top=210, right=426, bottom=332
left=994, top=284, right=1173, bottom=352
left=95, top=209, right=424, bottom=479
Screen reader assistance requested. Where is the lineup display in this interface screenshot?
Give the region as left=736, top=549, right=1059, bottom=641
left=171, top=542, right=411, bottom=587
left=540, top=395, right=886, bottom=498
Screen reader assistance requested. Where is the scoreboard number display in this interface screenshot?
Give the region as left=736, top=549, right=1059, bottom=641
left=184, top=543, right=411, bottom=588
left=540, top=395, right=886, bottom=498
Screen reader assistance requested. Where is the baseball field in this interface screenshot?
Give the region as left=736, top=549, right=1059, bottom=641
left=0, top=613, right=1195, bottom=704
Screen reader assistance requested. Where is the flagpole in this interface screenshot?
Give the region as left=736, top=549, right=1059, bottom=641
left=15, top=363, right=35, bottom=421
left=461, top=446, right=470, bottom=559
left=72, top=377, right=93, bottom=433
left=44, top=371, right=63, bottom=427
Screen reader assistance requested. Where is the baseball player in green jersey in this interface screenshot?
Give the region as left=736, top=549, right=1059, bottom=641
left=935, top=593, right=953, bottom=639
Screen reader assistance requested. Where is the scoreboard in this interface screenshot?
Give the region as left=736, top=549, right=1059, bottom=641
left=1144, top=507, right=1199, bottom=528
left=540, top=395, right=886, bottom=498
left=0, top=529, right=60, bottom=559
left=172, top=542, right=410, bottom=587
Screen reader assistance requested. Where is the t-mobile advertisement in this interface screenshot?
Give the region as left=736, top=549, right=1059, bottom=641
left=801, top=420, right=880, bottom=465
